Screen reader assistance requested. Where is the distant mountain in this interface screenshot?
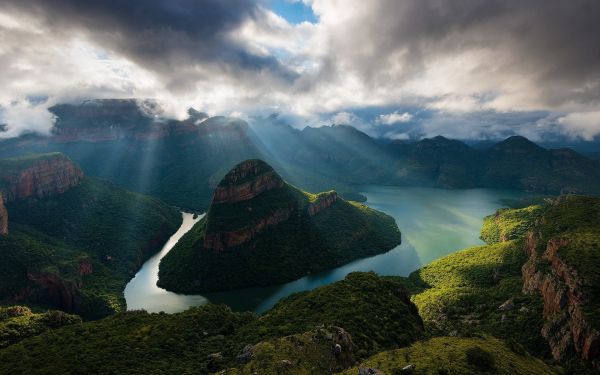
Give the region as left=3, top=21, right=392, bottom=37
left=0, top=153, right=181, bottom=319
left=1, top=100, right=599, bottom=211
left=157, top=159, right=401, bottom=292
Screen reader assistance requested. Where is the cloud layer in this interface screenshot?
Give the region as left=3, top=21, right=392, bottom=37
left=1, top=0, right=600, bottom=141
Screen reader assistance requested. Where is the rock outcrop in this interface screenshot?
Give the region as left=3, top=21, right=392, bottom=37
left=0, top=193, right=7, bottom=235
left=522, top=227, right=600, bottom=367
left=0, top=154, right=83, bottom=202
left=211, top=159, right=285, bottom=204
left=204, top=159, right=292, bottom=252
left=307, top=191, right=338, bottom=216
left=204, top=208, right=293, bottom=252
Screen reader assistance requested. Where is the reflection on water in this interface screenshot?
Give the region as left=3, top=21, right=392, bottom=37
left=125, top=186, right=531, bottom=314
left=124, top=212, right=206, bottom=313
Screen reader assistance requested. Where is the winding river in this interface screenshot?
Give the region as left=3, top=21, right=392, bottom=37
left=125, top=185, right=532, bottom=314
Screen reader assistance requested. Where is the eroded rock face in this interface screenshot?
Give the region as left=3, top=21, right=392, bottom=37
left=212, top=159, right=284, bottom=204
left=204, top=208, right=293, bottom=252
left=0, top=193, right=7, bottom=236
left=307, top=191, right=338, bottom=216
left=522, top=232, right=600, bottom=365
left=0, top=154, right=83, bottom=202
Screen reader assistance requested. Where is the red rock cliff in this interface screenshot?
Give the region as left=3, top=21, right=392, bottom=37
left=306, top=191, right=338, bottom=216
left=212, top=159, right=284, bottom=204
left=522, top=231, right=600, bottom=366
left=204, top=159, right=293, bottom=252
left=204, top=208, right=293, bottom=252
left=0, top=193, right=7, bottom=235
left=0, top=154, right=84, bottom=202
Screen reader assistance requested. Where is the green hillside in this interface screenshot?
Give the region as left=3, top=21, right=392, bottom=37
left=158, top=160, right=401, bottom=292
left=0, top=272, right=423, bottom=374
left=0, top=176, right=181, bottom=319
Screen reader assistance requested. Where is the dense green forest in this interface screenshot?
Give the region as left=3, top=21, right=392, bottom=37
left=0, top=177, right=181, bottom=319
left=158, top=160, right=401, bottom=292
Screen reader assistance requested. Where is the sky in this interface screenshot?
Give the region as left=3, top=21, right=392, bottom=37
left=0, top=0, right=600, bottom=142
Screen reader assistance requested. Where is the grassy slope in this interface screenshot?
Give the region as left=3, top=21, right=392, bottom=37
left=404, top=241, right=550, bottom=358
left=0, top=177, right=181, bottom=319
left=158, top=184, right=401, bottom=293
left=0, top=306, right=80, bottom=348
left=341, top=336, right=559, bottom=375
left=0, top=272, right=423, bottom=374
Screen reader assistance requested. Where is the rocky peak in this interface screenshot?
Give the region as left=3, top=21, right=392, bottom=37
left=212, top=159, right=284, bottom=204
left=0, top=153, right=84, bottom=202
left=307, top=191, right=338, bottom=216
left=0, top=193, right=7, bottom=236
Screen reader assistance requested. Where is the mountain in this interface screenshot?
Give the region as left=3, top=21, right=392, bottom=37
left=1, top=100, right=599, bottom=211
left=0, top=153, right=181, bottom=319
left=4, top=192, right=599, bottom=373
left=0, top=272, right=424, bottom=374
left=157, top=159, right=401, bottom=292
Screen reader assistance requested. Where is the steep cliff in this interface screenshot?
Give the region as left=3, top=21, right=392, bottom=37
left=0, top=154, right=181, bottom=319
left=0, top=153, right=83, bottom=201
left=0, top=193, right=7, bottom=235
left=158, top=159, right=401, bottom=293
left=521, top=196, right=600, bottom=369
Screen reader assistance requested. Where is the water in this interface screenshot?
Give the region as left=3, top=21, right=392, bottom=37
left=125, top=186, right=531, bottom=314
left=124, top=212, right=206, bottom=313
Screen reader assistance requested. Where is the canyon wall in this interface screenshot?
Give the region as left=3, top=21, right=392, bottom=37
left=0, top=154, right=83, bottom=202
left=522, top=231, right=600, bottom=367
left=212, top=159, right=284, bottom=204
left=306, top=191, right=338, bottom=216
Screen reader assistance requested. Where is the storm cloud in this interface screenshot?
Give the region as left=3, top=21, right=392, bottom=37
left=1, top=0, right=600, bottom=140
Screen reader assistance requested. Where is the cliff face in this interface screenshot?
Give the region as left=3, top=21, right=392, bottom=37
left=204, top=208, right=292, bottom=252
left=0, top=154, right=83, bottom=202
left=203, top=159, right=293, bottom=252
left=212, top=159, right=285, bottom=204
left=522, top=224, right=600, bottom=367
left=306, top=191, right=338, bottom=216
left=0, top=193, right=7, bottom=235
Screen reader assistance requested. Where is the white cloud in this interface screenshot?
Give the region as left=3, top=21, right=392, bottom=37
left=376, top=111, right=413, bottom=125
left=557, top=111, right=600, bottom=141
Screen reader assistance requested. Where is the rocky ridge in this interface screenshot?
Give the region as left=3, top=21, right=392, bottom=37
left=521, top=197, right=600, bottom=368
left=0, top=153, right=83, bottom=202
left=211, top=159, right=285, bottom=204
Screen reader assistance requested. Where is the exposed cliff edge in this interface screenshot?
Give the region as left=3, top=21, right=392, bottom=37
left=158, top=159, right=401, bottom=293
left=0, top=153, right=83, bottom=202
left=0, top=154, right=182, bottom=319
left=520, top=196, right=600, bottom=369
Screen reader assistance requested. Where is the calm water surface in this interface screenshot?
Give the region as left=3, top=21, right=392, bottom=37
left=125, top=186, right=531, bottom=313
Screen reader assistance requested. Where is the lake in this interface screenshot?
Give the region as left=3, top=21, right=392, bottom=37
left=125, top=186, right=531, bottom=314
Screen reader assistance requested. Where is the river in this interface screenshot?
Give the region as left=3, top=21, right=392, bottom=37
left=125, top=186, right=531, bottom=314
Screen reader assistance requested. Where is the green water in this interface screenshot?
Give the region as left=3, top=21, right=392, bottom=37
left=125, top=186, right=531, bottom=314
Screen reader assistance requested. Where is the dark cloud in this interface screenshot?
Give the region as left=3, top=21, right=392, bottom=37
left=315, top=0, right=600, bottom=109
left=0, top=0, right=296, bottom=89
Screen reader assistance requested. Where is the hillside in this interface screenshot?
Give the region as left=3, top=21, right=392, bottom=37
left=158, top=159, right=401, bottom=292
left=0, top=272, right=423, bottom=374
left=1, top=100, right=599, bottom=210
left=0, top=153, right=181, bottom=319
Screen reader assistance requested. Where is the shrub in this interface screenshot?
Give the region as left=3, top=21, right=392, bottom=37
left=466, top=346, right=495, bottom=371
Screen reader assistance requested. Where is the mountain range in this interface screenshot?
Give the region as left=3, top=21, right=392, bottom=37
left=0, top=99, right=599, bottom=211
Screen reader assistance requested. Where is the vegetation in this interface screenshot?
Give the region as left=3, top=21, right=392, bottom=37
left=340, top=337, right=559, bottom=375
left=0, top=272, right=423, bottom=374
left=0, top=306, right=80, bottom=348
left=480, top=204, right=544, bottom=243
left=158, top=168, right=401, bottom=292
left=403, top=240, right=550, bottom=358
left=0, top=177, right=181, bottom=319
